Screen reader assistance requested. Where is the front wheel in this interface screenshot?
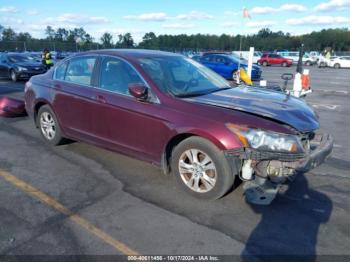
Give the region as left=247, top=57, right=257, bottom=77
left=282, top=62, right=287, bottom=67
left=37, top=105, right=65, bottom=145
left=171, top=137, right=235, bottom=200
left=334, top=63, right=340, bottom=69
left=262, top=61, right=268, bottom=66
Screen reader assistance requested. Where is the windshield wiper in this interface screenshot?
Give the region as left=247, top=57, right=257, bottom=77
left=175, top=87, right=232, bottom=98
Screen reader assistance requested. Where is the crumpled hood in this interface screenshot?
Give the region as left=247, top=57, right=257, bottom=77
left=184, top=86, right=319, bottom=132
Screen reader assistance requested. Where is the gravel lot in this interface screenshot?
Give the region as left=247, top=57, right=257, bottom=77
left=0, top=65, right=349, bottom=260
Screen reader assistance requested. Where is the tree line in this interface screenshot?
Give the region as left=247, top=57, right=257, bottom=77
left=0, top=24, right=349, bottom=52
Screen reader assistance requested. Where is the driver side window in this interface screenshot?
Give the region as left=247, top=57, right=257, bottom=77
left=99, top=57, right=144, bottom=95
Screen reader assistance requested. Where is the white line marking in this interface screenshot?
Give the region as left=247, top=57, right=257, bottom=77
left=317, top=89, right=348, bottom=94
left=312, top=104, right=340, bottom=110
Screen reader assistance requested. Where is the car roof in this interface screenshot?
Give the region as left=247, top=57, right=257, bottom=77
left=76, top=49, right=182, bottom=59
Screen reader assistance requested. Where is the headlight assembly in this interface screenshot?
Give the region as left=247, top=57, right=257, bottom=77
left=17, top=66, right=28, bottom=71
left=226, top=123, right=304, bottom=153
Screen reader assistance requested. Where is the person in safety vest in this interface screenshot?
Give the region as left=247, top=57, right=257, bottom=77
left=42, top=49, right=53, bottom=70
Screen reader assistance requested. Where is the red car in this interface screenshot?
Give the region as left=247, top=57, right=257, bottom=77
left=24, top=49, right=333, bottom=204
left=258, top=53, right=293, bottom=67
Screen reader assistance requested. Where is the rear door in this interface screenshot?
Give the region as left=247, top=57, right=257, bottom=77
left=341, top=57, right=350, bottom=67
left=214, top=56, right=233, bottom=78
left=52, top=55, right=100, bottom=140
left=201, top=55, right=216, bottom=70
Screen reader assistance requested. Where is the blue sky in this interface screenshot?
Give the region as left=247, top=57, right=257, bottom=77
left=1, top=0, right=350, bottom=42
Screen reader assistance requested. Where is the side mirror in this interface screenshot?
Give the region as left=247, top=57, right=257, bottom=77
left=128, top=83, right=148, bottom=101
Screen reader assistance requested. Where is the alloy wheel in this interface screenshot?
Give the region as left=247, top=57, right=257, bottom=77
left=40, top=112, right=56, bottom=140
left=178, top=149, right=217, bottom=193
left=11, top=71, right=17, bottom=82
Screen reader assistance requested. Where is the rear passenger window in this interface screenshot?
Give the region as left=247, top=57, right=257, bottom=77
left=55, top=62, right=68, bottom=80
left=65, top=57, right=96, bottom=86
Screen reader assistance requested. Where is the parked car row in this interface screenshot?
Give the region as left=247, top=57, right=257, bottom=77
left=0, top=52, right=47, bottom=82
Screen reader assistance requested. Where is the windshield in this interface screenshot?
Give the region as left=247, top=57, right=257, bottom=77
left=137, top=56, right=231, bottom=97
left=8, top=55, right=33, bottom=63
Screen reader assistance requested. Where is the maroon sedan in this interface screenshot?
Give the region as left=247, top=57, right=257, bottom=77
left=258, top=53, right=293, bottom=67
left=24, top=50, right=333, bottom=204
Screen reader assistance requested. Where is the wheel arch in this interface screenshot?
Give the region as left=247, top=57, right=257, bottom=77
left=161, top=128, right=237, bottom=175
left=33, top=99, right=57, bottom=127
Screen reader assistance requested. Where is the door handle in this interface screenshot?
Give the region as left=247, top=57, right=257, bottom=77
left=96, top=94, right=106, bottom=103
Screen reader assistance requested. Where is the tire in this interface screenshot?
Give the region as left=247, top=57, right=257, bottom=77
left=305, top=61, right=311, bottom=66
left=36, top=105, right=65, bottom=146
left=319, top=62, right=325, bottom=68
left=334, top=63, right=340, bottom=69
left=10, top=70, right=18, bottom=82
left=171, top=137, right=235, bottom=200
left=262, top=61, right=268, bottom=66
left=282, top=62, right=287, bottom=67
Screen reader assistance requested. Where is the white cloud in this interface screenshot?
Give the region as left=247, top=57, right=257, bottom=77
left=176, top=11, right=214, bottom=20
left=27, top=9, right=39, bottom=16
left=315, top=0, right=350, bottom=11
left=45, top=13, right=110, bottom=26
left=0, top=6, right=18, bottom=13
left=250, top=4, right=307, bottom=14
left=246, top=20, right=277, bottom=28
left=0, top=17, right=24, bottom=26
left=123, top=12, right=168, bottom=21
left=251, top=6, right=278, bottom=14
left=280, top=4, right=307, bottom=12
left=161, top=23, right=195, bottom=29
left=221, top=22, right=239, bottom=28
left=224, top=10, right=240, bottom=16
left=286, top=15, right=350, bottom=25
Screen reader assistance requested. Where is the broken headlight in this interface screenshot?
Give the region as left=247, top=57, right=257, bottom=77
left=226, top=123, right=304, bottom=153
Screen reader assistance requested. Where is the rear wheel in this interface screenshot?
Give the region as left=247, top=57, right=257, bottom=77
left=334, top=63, right=341, bottom=69
left=171, top=137, right=235, bottom=200
left=10, top=70, right=17, bottom=82
left=305, top=61, right=311, bottom=66
left=37, top=105, right=65, bottom=145
left=282, top=62, right=287, bottom=67
left=262, top=61, right=268, bottom=66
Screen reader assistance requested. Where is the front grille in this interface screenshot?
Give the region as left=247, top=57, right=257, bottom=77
left=225, top=148, right=305, bottom=162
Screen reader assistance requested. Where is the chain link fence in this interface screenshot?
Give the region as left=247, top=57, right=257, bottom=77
left=0, top=40, right=102, bottom=52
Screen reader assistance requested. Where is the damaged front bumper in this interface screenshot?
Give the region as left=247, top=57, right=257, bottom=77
left=225, top=131, right=334, bottom=205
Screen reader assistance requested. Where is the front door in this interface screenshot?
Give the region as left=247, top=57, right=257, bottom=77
left=93, top=56, right=169, bottom=162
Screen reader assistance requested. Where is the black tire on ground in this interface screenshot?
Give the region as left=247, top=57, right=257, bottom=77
left=36, top=105, right=65, bottom=146
left=171, top=136, right=235, bottom=200
left=262, top=61, right=268, bottom=66
left=334, top=63, right=341, bottom=69
left=319, top=62, right=325, bottom=68
left=282, top=62, right=287, bottom=67
left=305, top=61, right=311, bottom=66
left=10, top=70, right=17, bottom=82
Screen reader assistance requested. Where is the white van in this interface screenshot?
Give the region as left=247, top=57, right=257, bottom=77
left=232, top=51, right=262, bottom=64
left=277, top=51, right=315, bottom=65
